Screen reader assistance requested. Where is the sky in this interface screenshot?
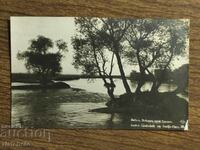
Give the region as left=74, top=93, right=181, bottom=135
left=10, top=17, right=189, bottom=75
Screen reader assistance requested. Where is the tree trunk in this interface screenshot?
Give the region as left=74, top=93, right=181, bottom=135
left=135, top=50, right=145, bottom=94
left=96, top=75, right=116, bottom=102
left=109, top=77, right=116, bottom=100
left=107, top=87, right=115, bottom=101
left=146, top=68, right=158, bottom=93
left=135, top=68, right=146, bottom=94
left=115, top=51, right=132, bottom=94
left=136, top=77, right=145, bottom=94
left=92, top=45, right=116, bottom=101
left=40, top=74, right=47, bottom=86
left=150, top=79, right=158, bottom=93
left=151, top=52, right=174, bottom=93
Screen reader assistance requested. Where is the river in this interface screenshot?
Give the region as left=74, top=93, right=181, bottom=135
left=65, top=78, right=177, bottom=95
left=11, top=78, right=179, bottom=128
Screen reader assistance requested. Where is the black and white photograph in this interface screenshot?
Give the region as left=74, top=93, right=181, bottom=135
left=11, top=17, right=189, bottom=130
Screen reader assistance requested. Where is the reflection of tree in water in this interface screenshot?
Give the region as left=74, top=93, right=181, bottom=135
left=106, top=113, right=132, bottom=129
left=118, top=114, right=132, bottom=128
left=106, top=113, right=115, bottom=128
left=18, top=89, right=61, bottom=128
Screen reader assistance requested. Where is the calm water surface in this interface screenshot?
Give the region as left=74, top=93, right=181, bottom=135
left=12, top=79, right=179, bottom=128
left=65, top=78, right=177, bottom=95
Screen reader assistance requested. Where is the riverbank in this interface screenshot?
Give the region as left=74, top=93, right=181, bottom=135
left=90, top=92, right=188, bottom=123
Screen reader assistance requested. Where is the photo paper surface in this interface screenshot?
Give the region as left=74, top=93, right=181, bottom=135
left=11, top=17, right=189, bottom=130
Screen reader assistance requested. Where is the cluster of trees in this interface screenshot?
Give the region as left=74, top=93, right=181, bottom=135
left=17, top=35, right=68, bottom=85
left=72, top=18, right=188, bottom=101
left=17, top=18, right=188, bottom=103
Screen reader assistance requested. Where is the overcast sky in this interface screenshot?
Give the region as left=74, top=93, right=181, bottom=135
left=10, top=17, right=189, bottom=75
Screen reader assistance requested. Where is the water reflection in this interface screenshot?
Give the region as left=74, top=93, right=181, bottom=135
left=12, top=79, right=182, bottom=128
left=12, top=89, right=62, bottom=128
left=105, top=113, right=132, bottom=129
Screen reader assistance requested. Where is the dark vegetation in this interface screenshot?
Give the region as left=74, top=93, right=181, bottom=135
left=17, top=36, right=68, bottom=87
left=71, top=18, right=189, bottom=122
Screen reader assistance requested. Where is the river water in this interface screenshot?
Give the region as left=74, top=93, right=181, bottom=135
left=65, top=78, right=177, bottom=95
left=11, top=79, right=179, bottom=128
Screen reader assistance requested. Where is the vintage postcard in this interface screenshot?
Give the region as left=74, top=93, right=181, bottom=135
left=10, top=17, right=189, bottom=130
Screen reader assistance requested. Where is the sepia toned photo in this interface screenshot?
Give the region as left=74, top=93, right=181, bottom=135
left=11, top=17, right=189, bottom=130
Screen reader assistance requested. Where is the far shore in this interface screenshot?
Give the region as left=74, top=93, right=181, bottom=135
left=11, top=73, right=131, bottom=83
left=12, top=81, right=71, bottom=90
